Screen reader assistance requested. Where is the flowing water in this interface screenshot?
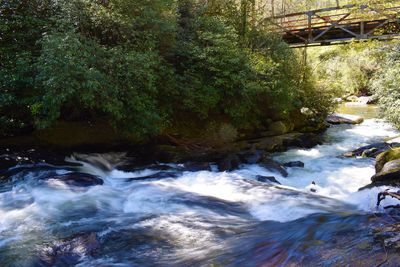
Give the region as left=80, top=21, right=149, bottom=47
left=1, top=107, right=400, bottom=266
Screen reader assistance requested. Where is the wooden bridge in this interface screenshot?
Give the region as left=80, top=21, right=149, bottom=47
left=265, top=4, right=400, bottom=47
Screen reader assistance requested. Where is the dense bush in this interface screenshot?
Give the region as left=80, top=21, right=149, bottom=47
left=0, top=0, right=333, bottom=140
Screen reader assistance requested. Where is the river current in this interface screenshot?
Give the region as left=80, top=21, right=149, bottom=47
left=1, top=106, right=400, bottom=266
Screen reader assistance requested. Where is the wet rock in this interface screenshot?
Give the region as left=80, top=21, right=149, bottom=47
left=283, top=161, right=305, bottom=168
left=343, top=142, right=400, bottom=158
left=326, top=113, right=364, bottom=125
left=36, top=232, right=100, bottom=266
left=256, top=175, right=281, bottom=184
left=217, top=154, right=240, bottom=172
left=183, top=162, right=211, bottom=172
left=372, top=159, right=400, bottom=183
left=258, top=157, right=288, bottom=177
left=47, top=173, right=104, bottom=187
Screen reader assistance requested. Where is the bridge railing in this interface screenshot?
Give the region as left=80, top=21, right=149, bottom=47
left=264, top=4, right=400, bottom=46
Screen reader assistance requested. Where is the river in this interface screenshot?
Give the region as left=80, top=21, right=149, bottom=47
left=1, top=105, right=400, bottom=266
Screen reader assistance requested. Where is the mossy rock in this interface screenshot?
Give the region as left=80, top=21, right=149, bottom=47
left=375, top=148, right=400, bottom=173
left=268, top=121, right=288, bottom=135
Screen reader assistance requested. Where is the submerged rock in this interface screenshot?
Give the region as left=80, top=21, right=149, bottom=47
left=36, top=232, right=100, bottom=266
left=326, top=113, right=364, bottom=125
left=47, top=173, right=104, bottom=187
left=283, top=161, right=305, bottom=168
left=373, top=223, right=400, bottom=250
left=256, top=175, right=281, bottom=184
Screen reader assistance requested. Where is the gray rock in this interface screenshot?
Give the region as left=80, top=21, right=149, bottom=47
left=326, top=113, right=364, bottom=125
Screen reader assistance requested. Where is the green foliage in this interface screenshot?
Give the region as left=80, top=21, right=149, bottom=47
left=0, top=0, right=333, bottom=140
left=309, top=41, right=384, bottom=97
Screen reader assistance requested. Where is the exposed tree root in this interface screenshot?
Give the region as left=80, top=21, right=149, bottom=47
left=377, top=189, right=400, bottom=209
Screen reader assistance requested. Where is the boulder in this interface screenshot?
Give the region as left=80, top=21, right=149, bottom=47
left=326, top=113, right=364, bottom=125
left=37, top=232, right=100, bottom=266
left=372, top=159, right=400, bottom=183
left=258, top=157, right=288, bottom=177
left=256, top=175, right=281, bottom=184
left=375, top=148, right=400, bottom=173
left=47, top=173, right=104, bottom=187
left=282, top=133, right=321, bottom=149
left=283, top=161, right=305, bottom=168
left=217, top=154, right=240, bottom=172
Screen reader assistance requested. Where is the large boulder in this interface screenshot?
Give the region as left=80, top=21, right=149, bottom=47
left=372, top=159, right=400, bottom=183
left=375, top=148, right=400, bottom=173
left=326, top=113, right=364, bottom=125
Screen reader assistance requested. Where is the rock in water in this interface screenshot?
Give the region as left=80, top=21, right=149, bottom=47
left=258, top=157, right=288, bottom=177
left=183, top=162, right=211, bottom=171
left=256, top=175, right=281, bottom=184
left=343, top=142, right=400, bottom=158
left=326, top=113, right=364, bottom=125
left=217, top=154, right=240, bottom=172
left=36, top=232, right=100, bottom=266
left=283, top=161, right=305, bottom=168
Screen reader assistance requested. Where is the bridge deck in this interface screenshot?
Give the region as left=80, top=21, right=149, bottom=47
left=265, top=5, right=400, bottom=47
